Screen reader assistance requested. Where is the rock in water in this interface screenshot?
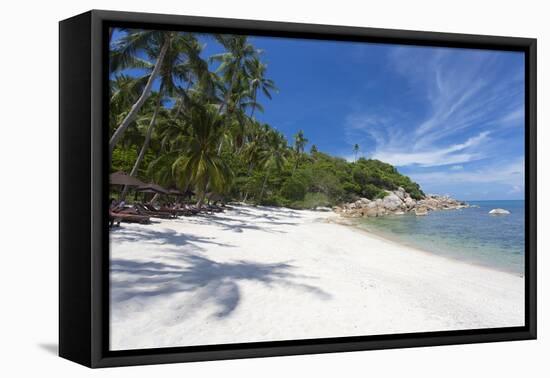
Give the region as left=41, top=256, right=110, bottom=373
left=415, top=207, right=428, bottom=216
left=489, top=208, right=511, bottom=215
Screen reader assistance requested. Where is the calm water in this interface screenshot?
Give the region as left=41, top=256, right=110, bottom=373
left=355, top=200, right=525, bottom=275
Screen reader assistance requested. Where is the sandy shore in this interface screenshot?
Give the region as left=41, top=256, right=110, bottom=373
left=110, top=205, right=524, bottom=350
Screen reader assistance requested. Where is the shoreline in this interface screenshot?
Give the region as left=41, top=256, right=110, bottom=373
left=328, top=213, right=524, bottom=277
left=110, top=204, right=524, bottom=350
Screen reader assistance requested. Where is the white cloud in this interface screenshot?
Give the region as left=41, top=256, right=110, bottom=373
left=371, top=131, right=489, bottom=167
left=498, top=107, right=525, bottom=126
left=410, top=159, right=525, bottom=187
left=343, top=47, right=524, bottom=170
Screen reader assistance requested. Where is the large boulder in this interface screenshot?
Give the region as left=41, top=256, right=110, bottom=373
left=364, top=207, right=378, bottom=217
left=382, top=192, right=404, bottom=211
left=404, top=196, right=416, bottom=209
left=489, top=208, right=511, bottom=215
left=395, top=187, right=407, bottom=200
left=358, top=197, right=371, bottom=205
left=415, top=206, right=428, bottom=216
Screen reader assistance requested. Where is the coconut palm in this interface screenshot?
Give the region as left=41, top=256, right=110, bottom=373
left=292, top=130, right=308, bottom=172
left=120, top=33, right=213, bottom=198
left=258, top=129, right=288, bottom=203
left=210, top=35, right=258, bottom=115
left=353, top=143, right=360, bottom=162
left=171, top=103, right=233, bottom=208
left=240, top=121, right=270, bottom=201
left=244, top=57, right=278, bottom=118
left=109, top=30, right=172, bottom=154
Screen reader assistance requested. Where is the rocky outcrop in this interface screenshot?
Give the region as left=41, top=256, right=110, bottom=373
left=489, top=208, right=511, bottom=215
left=333, top=187, right=468, bottom=218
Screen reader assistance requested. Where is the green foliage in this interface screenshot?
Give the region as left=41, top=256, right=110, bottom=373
left=291, top=192, right=330, bottom=210
left=108, top=30, right=426, bottom=208
left=280, top=174, right=308, bottom=201
left=111, top=146, right=138, bottom=173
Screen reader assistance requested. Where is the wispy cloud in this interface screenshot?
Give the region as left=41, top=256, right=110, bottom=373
left=498, top=106, right=525, bottom=126
left=410, top=158, right=524, bottom=187
left=344, top=46, right=524, bottom=170
left=373, top=131, right=489, bottom=167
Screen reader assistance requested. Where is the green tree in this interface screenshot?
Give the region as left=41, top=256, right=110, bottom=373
left=292, top=130, right=308, bottom=173
left=258, top=130, right=289, bottom=203
left=244, top=57, right=278, bottom=118
left=171, top=104, right=233, bottom=208
left=109, top=30, right=172, bottom=154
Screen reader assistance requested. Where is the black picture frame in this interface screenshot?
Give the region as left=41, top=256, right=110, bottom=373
left=59, top=9, right=537, bottom=368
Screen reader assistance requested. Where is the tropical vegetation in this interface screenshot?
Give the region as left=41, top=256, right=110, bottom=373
left=109, top=29, right=424, bottom=209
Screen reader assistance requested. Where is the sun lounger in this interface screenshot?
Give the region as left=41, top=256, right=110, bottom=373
left=110, top=210, right=150, bottom=224
left=134, top=203, right=176, bottom=219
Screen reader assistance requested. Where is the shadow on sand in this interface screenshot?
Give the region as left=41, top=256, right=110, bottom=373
left=111, top=227, right=236, bottom=248
left=111, top=254, right=331, bottom=320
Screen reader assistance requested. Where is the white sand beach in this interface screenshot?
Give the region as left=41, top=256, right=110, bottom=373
left=110, top=205, right=524, bottom=350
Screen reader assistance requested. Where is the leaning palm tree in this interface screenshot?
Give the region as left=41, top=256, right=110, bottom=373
left=172, top=103, right=233, bottom=208
left=109, top=29, right=173, bottom=154
left=109, top=74, right=147, bottom=132
left=120, top=33, right=213, bottom=199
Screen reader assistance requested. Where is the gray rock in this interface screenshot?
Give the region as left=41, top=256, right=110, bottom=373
left=382, top=192, right=404, bottom=211
left=489, top=208, right=511, bottom=215
left=415, top=206, right=428, bottom=216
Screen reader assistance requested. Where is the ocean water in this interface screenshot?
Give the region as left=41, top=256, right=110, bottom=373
left=354, top=200, right=525, bottom=275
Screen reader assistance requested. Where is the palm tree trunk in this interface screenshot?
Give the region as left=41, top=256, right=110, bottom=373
left=241, top=162, right=255, bottom=202
left=109, top=37, right=170, bottom=155
left=173, top=80, right=193, bottom=120
left=149, top=193, right=159, bottom=205
left=120, top=86, right=164, bottom=199
left=215, top=65, right=241, bottom=154
left=249, top=89, right=258, bottom=119
left=292, top=154, right=300, bottom=174
left=258, top=171, right=270, bottom=204
left=196, top=192, right=205, bottom=209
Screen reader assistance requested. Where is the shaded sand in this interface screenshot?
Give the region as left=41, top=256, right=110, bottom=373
left=110, top=205, right=524, bottom=350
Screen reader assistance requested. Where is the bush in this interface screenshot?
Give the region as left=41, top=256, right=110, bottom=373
left=291, top=192, right=330, bottom=209
left=280, top=174, right=308, bottom=201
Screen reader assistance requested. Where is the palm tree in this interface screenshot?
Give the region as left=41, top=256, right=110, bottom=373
left=109, top=30, right=172, bottom=154
left=353, top=143, right=360, bottom=162
left=210, top=35, right=258, bottom=116
left=240, top=122, right=269, bottom=202
left=258, top=130, right=288, bottom=203
left=120, top=33, right=212, bottom=198
left=244, top=57, right=277, bottom=119
left=292, top=130, right=308, bottom=173
left=172, top=103, right=233, bottom=208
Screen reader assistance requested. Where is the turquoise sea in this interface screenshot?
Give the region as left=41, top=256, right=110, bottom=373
left=355, top=200, right=525, bottom=275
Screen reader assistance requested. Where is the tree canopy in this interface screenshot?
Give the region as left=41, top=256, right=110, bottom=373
left=109, top=29, right=425, bottom=208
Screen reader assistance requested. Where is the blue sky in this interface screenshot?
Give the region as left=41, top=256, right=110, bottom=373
left=111, top=30, right=525, bottom=201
